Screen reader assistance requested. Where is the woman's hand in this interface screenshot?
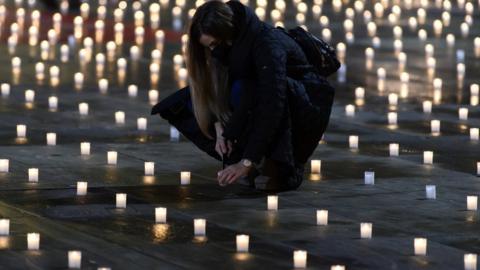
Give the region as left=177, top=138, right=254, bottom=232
left=214, top=121, right=232, bottom=158
left=217, top=162, right=251, bottom=186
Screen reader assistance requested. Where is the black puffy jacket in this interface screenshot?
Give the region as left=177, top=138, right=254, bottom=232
left=220, top=1, right=335, bottom=167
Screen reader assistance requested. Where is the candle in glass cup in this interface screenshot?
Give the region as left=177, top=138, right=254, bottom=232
left=28, top=168, right=39, bottom=182
left=459, top=108, right=469, bottom=120
left=25, top=89, right=35, bottom=103
left=470, top=128, right=479, bottom=141
left=116, top=193, right=127, bottom=208
left=414, top=238, right=427, bottom=256
left=115, top=111, right=125, bottom=125
left=388, top=112, right=397, bottom=125
left=317, top=209, right=328, bottom=225
left=310, top=160, right=321, bottom=174
left=389, top=143, right=399, bottom=156
left=423, top=101, right=432, bottom=114
left=137, top=118, right=147, bottom=131
left=364, top=171, right=375, bottom=185
left=180, top=171, right=191, bottom=185
left=467, top=196, right=478, bottom=211
left=46, top=133, right=56, bottom=145
left=1, top=84, right=10, bottom=98
left=77, top=181, right=88, bottom=196
left=144, top=162, right=154, bottom=176
left=16, top=124, right=26, bottom=138
left=423, top=151, right=433, bottom=165
left=27, top=233, right=40, bottom=250
left=48, top=96, right=58, bottom=110
left=155, top=207, right=167, bottom=223
left=194, top=218, right=206, bottom=237
left=80, top=142, right=90, bottom=156
left=236, top=234, right=249, bottom=253
left=355, top=87, right=365, bottom=99
left=464, top=253, right=477, bottom=270
left=0, top=159, right=9, bottom=173
left=78, top=103, right=89, bottom=116
left=360, top=222, right=372, bottom=239
left=0, top=219, right=9, bottom=236
left=349, top=135, right=358, bottom=149
left=68, top=250, right=82, bottom=269
left=293, top=250, right=307, bottom=268
left=128, top=85, right=138, bottom=97
left=267, top=195, right=278, bottom=211
left=431, top=120, right=440, bottom=134
left=107, top=151, right=118, bottom=165
left=345, top=104, right=355, bottom=117
left=331, top=266, right=346, bottom=270
left=426, top=185, right=436, bottom=199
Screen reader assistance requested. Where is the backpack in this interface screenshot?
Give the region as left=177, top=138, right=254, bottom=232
left=277, top=26, right=341, bottom=77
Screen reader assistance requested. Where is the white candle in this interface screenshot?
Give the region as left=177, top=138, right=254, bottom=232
left=68, top=250, right=82, bottom=269
left=349, top=135, right=359, bottom=149
left=467, top=196, right=478, bottom=211
left=98, top=78, right=108, bottom=93
left=431, top=120, right=440, bottom=134
left=459, top=108, right=469, bottom=120
left=48, top=96, right=58, bottom=110
left=149, top=90, right=159, bottom=104
left=471, top=128, right=479, bottom=141
left=155, top=207, right=167, bottom=223
left=115, top=111, right=125, bottom=124
left=426, top=185, right=436, bottom=199
left=80, top=142, right=90, bottom=156
left=116, top=193, right=127, bottom=208
left=316, top=209, right=328, bottom=225
left=180, top=171, right=191, bottom=185
left=137, top=118, right=147, bottom=131
left=465, top=253, right=477, bottom=270
left=360, top=222, right=372, bottom=239
left=79, top=103, right=89, bottom=116
left=388, top=112, right=397, bottom=125
left=77, top=181, right=88, bottom=196
left=0, top=159, right=9, bottom=173
left=423, top=101, right=432, bottom=114
left=414, top=238, right=427, bottom=256
left=236, top=234, right=249, bottom=253
left=345, top=104, right=355, bottom=117
left=28, top=168, right=39, bottom=182
left=423, top=151, right=433, bottom=165
left=144, top=162, right=155, bottom=176
left=389, top=143, right=399, bottom=156
left=194, top=218, right=206, bottom=237
left=355, top=87, right=365, bottom=99
left=0, top=219, right=9, bottom=236
left=267, top=195, right=278, bottom=211
left=293, top=250, right=307, bottom=268
left=74, top=73, right=84, bottom=89
left=16, top=124, right=26, bottom=138
left=310, top=160, right=321, bottom=174
left=27, top=233, right=40, bottom=250
left=25, top=89, right=35, bottom=103
left=331, top=266, right=346, bottom=270
left=107, top=151, right=117, bottom=165
left=128, top=85, right=138, bottom=97
left=46, top=133, right=56, bottom=146
left=388, top=93, right=398, bottom=106
left=1, top=83, right=10, bottom=97
left=364, top=171, right=375, bottom=185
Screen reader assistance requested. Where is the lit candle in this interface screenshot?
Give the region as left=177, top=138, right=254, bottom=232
left=423, top=151, right=433, bottom=165
left=1, top=83, right=10, bottom=98
left=316, top=209, right=328, bottom=225
left=389, top=143, right=399, bottom=156
left=345, top=104, right=355, bottom=117
left=99, top=79, right=108, bottom=93
left=355, top=87, right=365, bottom=99
left=25, top=89, right=35, bottom=103
left=236, top=234, right=249, bottom=253
left=470, top=128, right=479, bottom=141
left=155, top=207, right=167, bottom=223
left=364, top=171, right=375, bottom=185
left=459, top=108, right=469, bottom=120
left=27, top=233, right=40, bottom=250
left=76, top=181, right=88, bottom=196
left=464, top=253, right=477, bottom=270
left=267, top=195, right=278, bottom=211
left=349, top=135, right=359, bottom=149
left=0, top=159, right=9, bottom=173
left=180, top=171, right=191, bottom=185
left=426, top=185, right=436, bottom=199
left=74, top=73, right=84, bottom=90
left=467, top=196, right=478, bottom=211
left=78, top=102, right=89, bottom=116
left=16, top=124, right=26, bottom=138
left=194, top=218, right=206, bottom=237
left=149, top=90, right=159, bottom=104
left=47, top=96, right=57, bottom=111
left=431, top=120, right=440, bottom=134
left=293, top=250, right=307, bottom=268
left=310, top=160, right=321, bottom=174
left=128, top=85, right=138, bottom=98
left=80, top=142, right=90, bottom=156
left=137, top=118, right=147, bottom=131
left=0, top=219, right=9, bottom=236
left=331, top=266, right=346, bottom=270
left=388, top=112, right=397, bottom=126
left=144, top=162, right=155, bottom=176
left=414, top=238, right=427, bottom=256
left=360, top=222, right=372, bottom=239
left=68, top=250, right=82, bottom=269
left=116, top=193, right=127, bottom=208
left=46, top=133, right=56, bottom=146
left=115, top=111, right=125, bottom=124
left=423, top=101, right=432, bottom=114
left=28, top=168, right=39, bottom=182
left=388, top=94, right=398, bottom=106
left=107, top=151, right=117, bottom=165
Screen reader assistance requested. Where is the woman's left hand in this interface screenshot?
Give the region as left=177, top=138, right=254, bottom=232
left=217, top=162, right=251, bottom=186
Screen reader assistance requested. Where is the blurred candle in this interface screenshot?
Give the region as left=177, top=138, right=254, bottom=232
left=1, top=84, right=10, bottom=98
left=293, top=250, right=307, bottom=268
left=128, top=85, right=138, bottom=98
left=465, top=254, right=477, bottom=270
left=426, top=185, right=436, bottom=199
left=310, top=160, right=321, bottom=174
left=68, top=251, right=82, bottom=269
left=137, top=118, right=147, bottom=131
left=388, top=94, right=398, bottom=106
left=74, top=73, right=84, bottom=90
left=116, top=193, right=127, bottom=208
left=388, top=112, right=397, bottom=125
left=364, top=171, right=375, bottom=185
left=180, top=171, right=191, bottom=185
left=107, top=151, right=117, bottom=165
left=115, top=111, right=125, bottom=124
left=99, top=79, right=108, bottom=93
left=80, top=142, right=90, bottom=156
left=77, top=181, right=87, bottom=196
left=144, top=162, right=154, bottom=176
left=17, top=125, right=26, bottom=138
left=470, top=128, right=479, bottom=141
left=0, top=219, right=9, bottom=235
left=459, top=108, right=469, bottom=120
left=28, top=168, right=39, bottom=182
left=467, top=196, right=478, bottom=211
left=27, top=233, right=40, bottom=250
left=194, top=219, right=206, bottom=237
left=236, top=234, right=249, bottom=253
left=360, top=222, right=372, bottom=239
left=267, top=195, right=278, bottom=211
left=0, top=159, right=8, bottom=173
left=79, top=103, right=89, bottom=116
left=25, top=89, right=35, bottom=103
left=355, top=87, right=365, bottom=99
left=48, top=96, right=58, bottom=110
left=331, top=266, right=346, bottom=270
left=431, top=120, right=440, bottom=134
left=317, top=209, right=328, bottom=225
left=345, top=104, right=355, bottom=117
left=414, top=238, right=427, bottom=255
left=46, top=133, right=56, bottom=146
left=349, top=135, right=358, bottom=149
left=389, top=143, right=399, bottom=156
left=423, top=101, right=432, bottom=114
left=155, top=207, right=167, bottom=223
left=424, top=151, right=433, bottom=164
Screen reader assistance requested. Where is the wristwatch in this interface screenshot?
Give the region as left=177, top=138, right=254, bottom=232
left=241, top=158, right=253, bottom=168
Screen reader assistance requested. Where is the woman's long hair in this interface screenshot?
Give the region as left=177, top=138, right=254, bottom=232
left=186, top=1, right=234, bottom=139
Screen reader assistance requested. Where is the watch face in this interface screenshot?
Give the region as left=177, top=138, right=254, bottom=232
left=243, top=159, right=252, bottom=167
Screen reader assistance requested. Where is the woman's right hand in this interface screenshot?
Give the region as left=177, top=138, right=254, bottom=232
left=214, top=122, right=232, bottom=158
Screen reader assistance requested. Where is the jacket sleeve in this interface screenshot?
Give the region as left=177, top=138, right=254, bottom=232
left=241, top=35, right=288, bottom=164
